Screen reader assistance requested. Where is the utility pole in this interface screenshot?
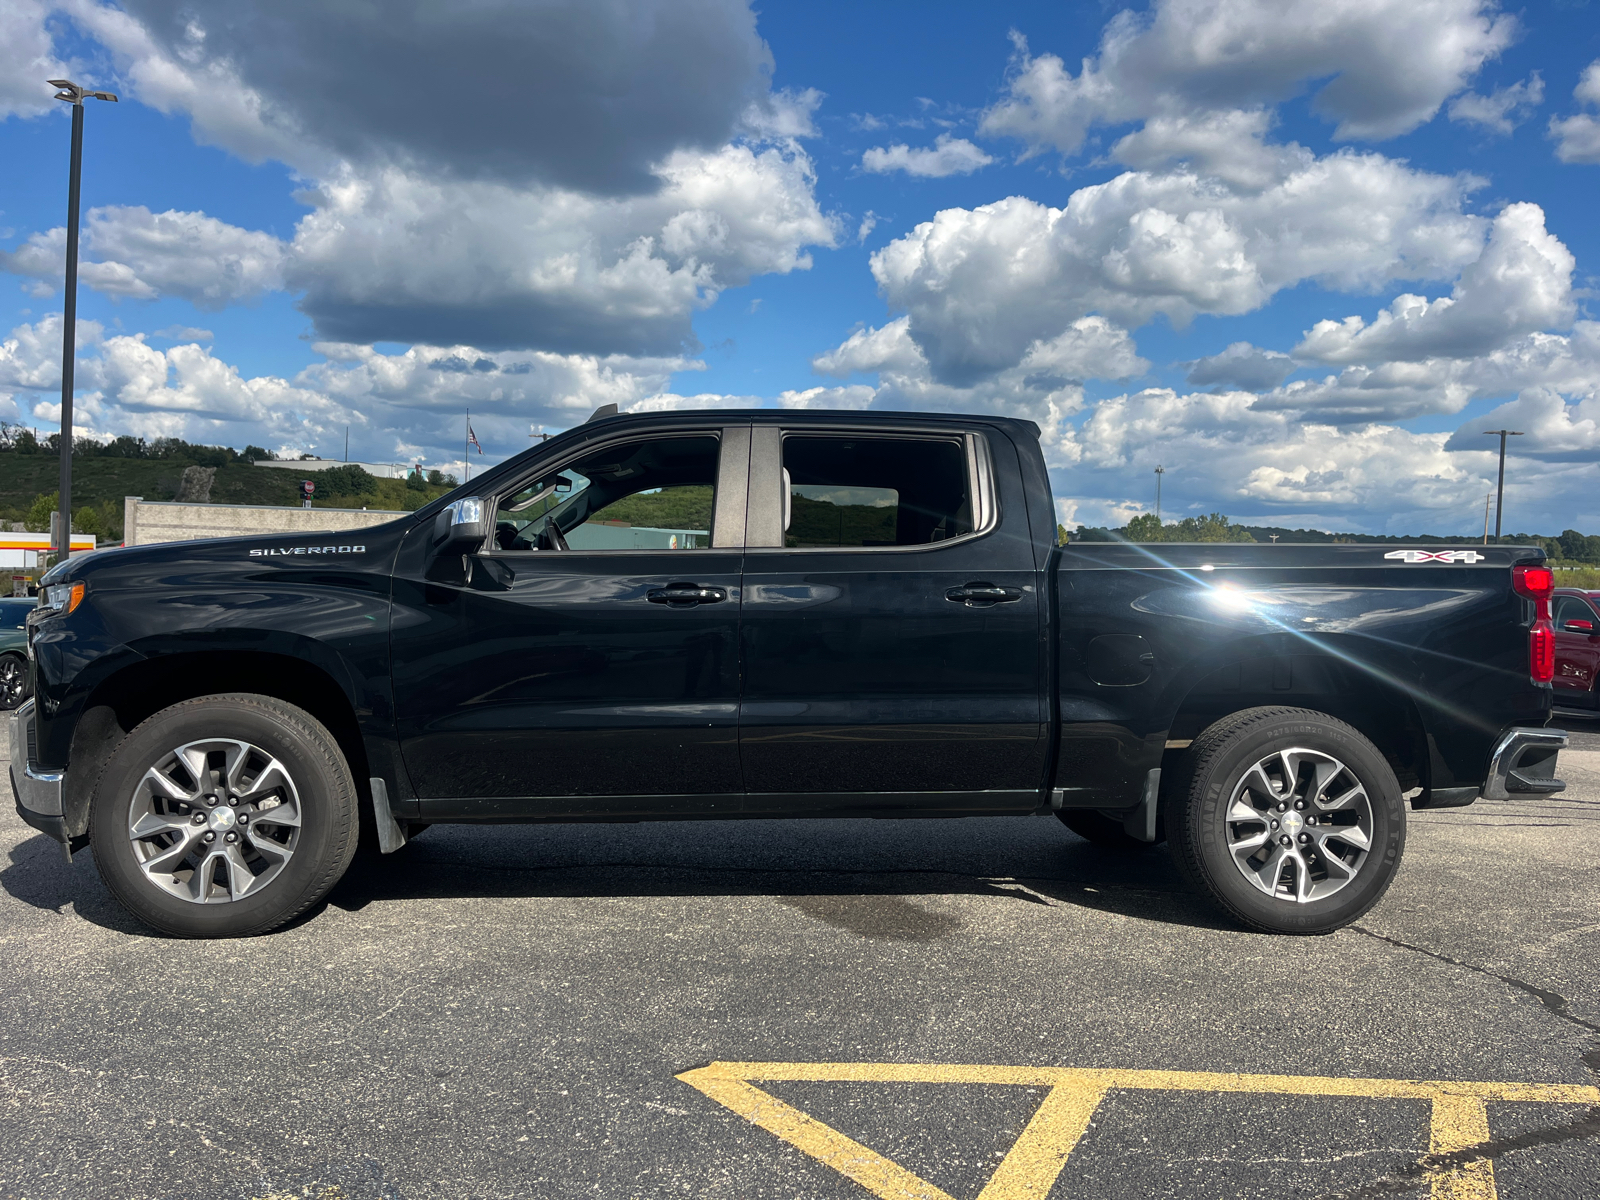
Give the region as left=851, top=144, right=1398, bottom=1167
left=1483, top=430, right=1523, bottom=542
left=46, top=79, right=117, bottom=563
left=1154, top=465, right=1165, bottom=523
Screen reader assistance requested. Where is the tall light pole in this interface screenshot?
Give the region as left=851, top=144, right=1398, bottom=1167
left=1482, top=430, right=1523, bottom=542
left=46, top=80, right=117, bottom=564
left=1154, top=464, right=1165, bottom=523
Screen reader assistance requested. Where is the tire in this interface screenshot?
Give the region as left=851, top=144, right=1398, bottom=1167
left=88, top=694, right=359, bottom=938
left=0, top=652, right=30, bottom=710
left=1165, top=706, right=1405, bottom=935
left=1056, top=809, right=1156, bottom=850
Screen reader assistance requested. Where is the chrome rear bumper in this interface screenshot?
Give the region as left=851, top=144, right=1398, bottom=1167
left=1479, top=727, right=1567, bottom=801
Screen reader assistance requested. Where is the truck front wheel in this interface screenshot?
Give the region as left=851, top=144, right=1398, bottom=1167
left=88, top=694, right=359, bottom=938
left=1166, top=707, right=1405, bottom=934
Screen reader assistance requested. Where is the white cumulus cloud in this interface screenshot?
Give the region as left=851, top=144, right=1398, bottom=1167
left=1448, top=73, right=1544, bottom=135
left=1549, top=61, right=1600, bottom=164
left=1293, top=203, right=1574, bottom=365
left=868, top=147, right=1484, bottom=385
left=978, top=0, right=1515, bottom=158
left=0, top=1, right=74, bottom=120
left=861, top=134, right=993, bottom=178
left=2, top=207, right=288, bottom=309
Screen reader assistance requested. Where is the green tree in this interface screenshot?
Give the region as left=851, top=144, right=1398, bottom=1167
left=24, top=492, right=56, bottom=533
left=1123, top=512, right=1165, bottom=541
left=315, top=464, right=378, bottom=497
left=406, top=467, right=429, bottom=492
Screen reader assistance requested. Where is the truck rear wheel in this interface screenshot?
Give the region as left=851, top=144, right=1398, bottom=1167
left=88, top=694, right=358, bottom=938
left=1166, top=707, right=1405, bottom=934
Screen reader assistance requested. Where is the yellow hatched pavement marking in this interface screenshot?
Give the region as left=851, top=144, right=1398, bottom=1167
left=676, top=1062, right=1600, bottom=1200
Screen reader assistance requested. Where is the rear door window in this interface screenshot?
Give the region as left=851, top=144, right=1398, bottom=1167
left=781, top=435, right=972, bottom=549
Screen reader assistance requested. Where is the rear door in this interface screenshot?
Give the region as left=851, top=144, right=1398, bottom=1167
left=737, top=423, right=1045, bottom=814
left=390, top=424, right=750, bottom=818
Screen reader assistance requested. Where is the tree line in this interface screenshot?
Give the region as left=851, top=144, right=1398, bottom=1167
left=1063, top=515, right=1600, bottom=562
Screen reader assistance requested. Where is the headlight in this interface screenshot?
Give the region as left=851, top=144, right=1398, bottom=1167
left=41, top=581, right=86, bottom=615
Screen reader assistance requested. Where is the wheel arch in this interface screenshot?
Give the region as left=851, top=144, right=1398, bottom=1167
left=1157, top=636, right=1430, bottom=798
left=62, top=650, right=369, bottom=840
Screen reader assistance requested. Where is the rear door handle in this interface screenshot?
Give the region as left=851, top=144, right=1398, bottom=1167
left=647, top=584, right=728, bottom=607
left=945, top=582, right=1023, bottom=608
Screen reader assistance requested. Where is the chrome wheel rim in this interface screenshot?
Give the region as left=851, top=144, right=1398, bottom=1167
left=126, top=738, right=302, bottom=904
left=1224, top=748, right=1374, bottom=904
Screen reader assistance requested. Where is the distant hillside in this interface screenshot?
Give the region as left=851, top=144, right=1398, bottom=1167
left=0, top=452, right=455, bottom=543
left=0, top=452, right=304, bottom=515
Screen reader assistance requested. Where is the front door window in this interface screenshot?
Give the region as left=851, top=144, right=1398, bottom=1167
left=493, top=435, right=718, bottom=553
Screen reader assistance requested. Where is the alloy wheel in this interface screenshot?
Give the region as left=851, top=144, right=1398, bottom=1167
left=1223, top=747, right=1374, bottom=904
left=125, top=738, right=302, bottom=904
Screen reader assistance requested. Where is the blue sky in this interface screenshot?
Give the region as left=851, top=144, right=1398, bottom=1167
left=2, top=0, right=1599, bottom=534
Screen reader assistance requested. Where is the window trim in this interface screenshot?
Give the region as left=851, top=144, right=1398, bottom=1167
left=744, top=426, right=998, bottom=554
left=478, top=427, right=741, bottom=556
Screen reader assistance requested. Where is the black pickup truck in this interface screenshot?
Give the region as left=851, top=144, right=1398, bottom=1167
left=11, top=408, right=1568, bottom=938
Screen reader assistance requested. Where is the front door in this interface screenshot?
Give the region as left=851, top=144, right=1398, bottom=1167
left=737, top=424, right=1046, bottom=814
left=390, top=426, right=749, bottom=818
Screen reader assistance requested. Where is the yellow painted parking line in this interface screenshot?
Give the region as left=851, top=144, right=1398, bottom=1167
left=676, top=1061, right=1600, bottom=1200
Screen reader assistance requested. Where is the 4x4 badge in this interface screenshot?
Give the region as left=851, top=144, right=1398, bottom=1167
left=1383, top=549, right=1486, bottom=563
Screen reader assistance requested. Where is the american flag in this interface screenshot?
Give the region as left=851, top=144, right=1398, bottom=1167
left=467, top=424, right=483, bottom=453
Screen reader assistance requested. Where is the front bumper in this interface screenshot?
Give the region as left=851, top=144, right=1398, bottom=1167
left=1479, top=726, right=1567, bottom=801
left=9, top=700, right=68, bottom=842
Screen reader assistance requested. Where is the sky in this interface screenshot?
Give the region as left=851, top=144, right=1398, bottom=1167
left=1, top=0, right=1599, bottom=536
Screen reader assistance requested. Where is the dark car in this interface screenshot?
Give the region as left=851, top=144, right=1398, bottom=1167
left=0, top=597, right=32, bottom=710
left=11, top=408, right=1569, bottom=939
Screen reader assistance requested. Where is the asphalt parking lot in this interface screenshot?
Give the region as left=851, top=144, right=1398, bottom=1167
left=2, top=730, right=1597, bottom=1200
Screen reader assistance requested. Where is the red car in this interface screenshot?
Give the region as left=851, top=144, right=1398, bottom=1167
left=1553, top=588, right=1600, bottom=711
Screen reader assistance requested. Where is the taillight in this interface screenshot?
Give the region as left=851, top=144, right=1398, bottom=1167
left=1530, top=624, right=1555, bottom=682
left=1513, top=563, right=1555, bottom=684
left=1513, top=565, right=1554, bottom=599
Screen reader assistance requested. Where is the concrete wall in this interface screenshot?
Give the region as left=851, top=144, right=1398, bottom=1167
left=124, top=497, right=412, bottom=547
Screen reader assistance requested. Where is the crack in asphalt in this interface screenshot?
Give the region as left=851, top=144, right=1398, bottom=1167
left=1307, top=928, right=1600, bottom=1200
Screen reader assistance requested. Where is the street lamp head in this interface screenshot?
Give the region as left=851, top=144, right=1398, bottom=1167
left=47, top=80, right=118, bottom=105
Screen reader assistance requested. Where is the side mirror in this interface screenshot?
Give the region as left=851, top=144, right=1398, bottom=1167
left=1563, top=619, right=1594, bottom=633
left=432, top=497, right=487, bottom=551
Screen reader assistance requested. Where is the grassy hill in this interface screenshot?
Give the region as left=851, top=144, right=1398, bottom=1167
left=0, top=452, right=456, bottom=543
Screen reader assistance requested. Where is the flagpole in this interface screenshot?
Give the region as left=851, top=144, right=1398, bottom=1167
left=464, top=408, right=470, bottom=483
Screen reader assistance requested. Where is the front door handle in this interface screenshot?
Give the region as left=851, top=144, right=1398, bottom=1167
left=647, top=583, right=728, bottom=607
left=945, top=582, right=1023, bottom=608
